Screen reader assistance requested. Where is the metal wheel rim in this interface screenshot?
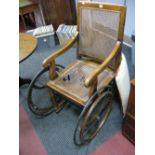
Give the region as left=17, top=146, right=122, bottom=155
left=80, top=91, right=112, bottom=144
left=27, top=64, right=65, bottom=116
left=73, top=86, right=113, bottom=145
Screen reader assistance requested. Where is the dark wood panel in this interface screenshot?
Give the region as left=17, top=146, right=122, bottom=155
left=31, top=0, right=76, bottom=30
left=122, top=79, right=135, bottom=144
left=127, top=84, right=135, bottom=116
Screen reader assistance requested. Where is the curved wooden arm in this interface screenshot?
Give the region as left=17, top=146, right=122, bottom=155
left=43, top=33, right=78, bottom=67
left=84, top=41, right=121, bottom=88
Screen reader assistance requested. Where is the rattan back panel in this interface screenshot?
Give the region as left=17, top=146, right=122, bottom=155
left=79, top=7, right=120, bottom=60
left=77, top=2, right=126, bottom=70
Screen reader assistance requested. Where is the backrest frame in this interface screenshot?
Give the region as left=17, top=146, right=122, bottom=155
left=76, top=2, right=126, bottom=64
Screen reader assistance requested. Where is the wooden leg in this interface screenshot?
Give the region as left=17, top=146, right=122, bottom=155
left=20, top=15, right=27, bottom=31
left=30, top=12, right=36, bottom=28
left=88, top=80, right=97, bottom=97
left=38, top=3, right=46, bottom=26
left=48, top=88, right=64, bottom=113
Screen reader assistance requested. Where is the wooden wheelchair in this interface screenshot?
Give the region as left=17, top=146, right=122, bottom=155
left=27, top=2, right=126, bottom=145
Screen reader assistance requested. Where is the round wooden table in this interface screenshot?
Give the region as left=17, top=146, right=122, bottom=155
left=19, top=33, right=37, bottom=86
left=19, top=33, right=37, bottom=63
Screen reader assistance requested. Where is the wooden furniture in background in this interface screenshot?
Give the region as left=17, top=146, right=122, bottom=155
left=20, top=0, right=39, bottom=30
left=122, top=79, right=135, bottom=144
left=31, top=0, right=76, bottom=30
left=20, top=0, right=45, bottom=31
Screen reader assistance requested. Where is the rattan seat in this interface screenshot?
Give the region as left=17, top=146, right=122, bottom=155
left=47, top=60, right=115, bottom=105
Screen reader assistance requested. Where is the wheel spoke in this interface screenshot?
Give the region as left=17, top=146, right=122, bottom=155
left=80, top=91, right=112, bottom=143
left=74, top=86, right=113, bottom=145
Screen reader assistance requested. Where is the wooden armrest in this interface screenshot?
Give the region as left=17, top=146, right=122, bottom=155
left=42, top=33, right=78, bottom=67
left=84, top=41, right=121, bottom=88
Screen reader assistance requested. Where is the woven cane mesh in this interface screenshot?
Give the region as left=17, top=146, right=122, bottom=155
left=79, top=7, right=120, bottom=68
left=49, top=60, right=114, bottom=102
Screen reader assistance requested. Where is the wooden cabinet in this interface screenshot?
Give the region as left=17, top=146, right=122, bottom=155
left=122, top=79, right=135, bottom=144
left=32, top=0, right=76, bottom=30
left=19, top=1, right=39, bottom=31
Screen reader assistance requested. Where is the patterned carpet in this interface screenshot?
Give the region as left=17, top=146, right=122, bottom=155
left=19, top=35, right=135, bottom=155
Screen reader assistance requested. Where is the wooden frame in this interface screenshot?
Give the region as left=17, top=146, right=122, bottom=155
left=43, top=34, right=78, bottom=68
left=43, top=2, right=126, bottom=109
left=84, top=41, right=121, bottom=88
left=77, top=2, right=126, bottom=41
left=43, top=34, right=78, bottom=81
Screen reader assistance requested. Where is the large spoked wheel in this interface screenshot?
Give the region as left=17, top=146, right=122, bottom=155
left=27, top=64, right=65, bottom=116
left=74, top=86, right=113, bottom=145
